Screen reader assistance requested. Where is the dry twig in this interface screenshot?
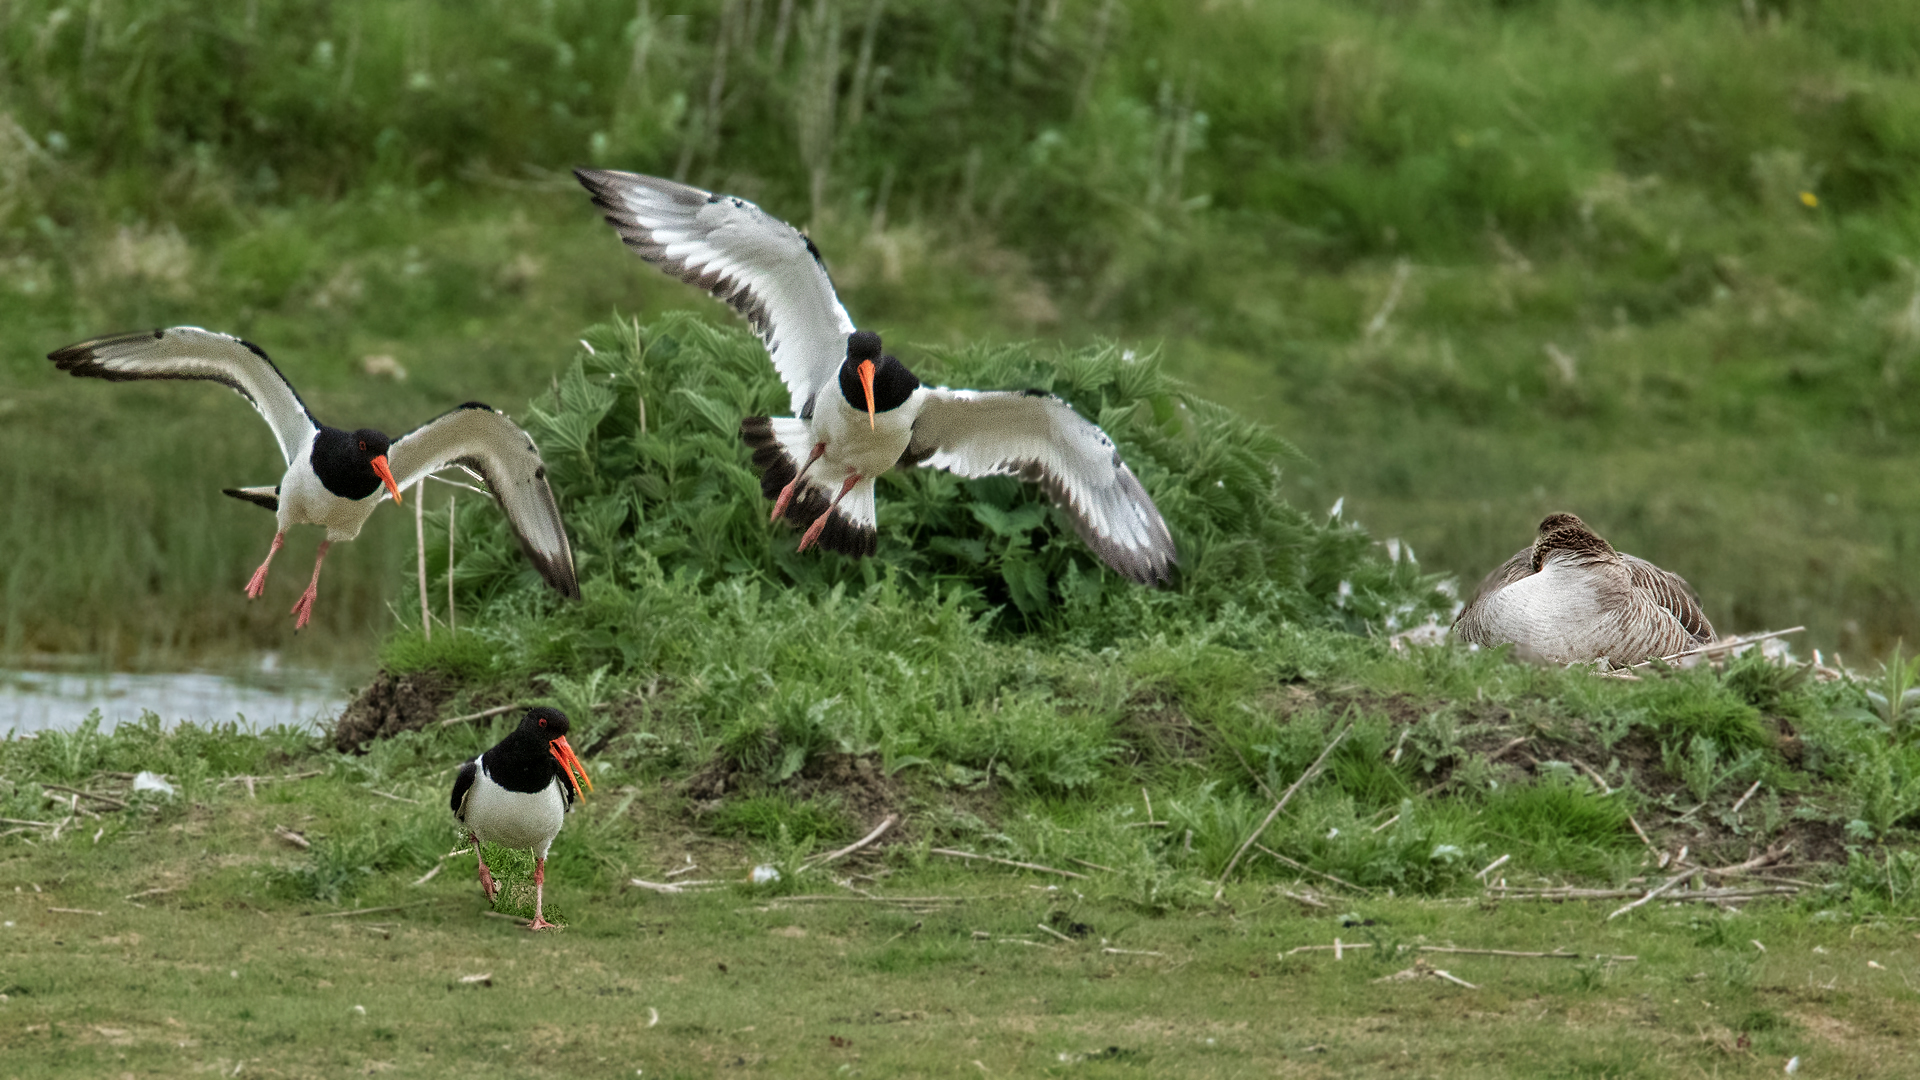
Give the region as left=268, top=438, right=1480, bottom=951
left=928, top=848, right=1088, bottom=880
left=1215, top=723, right=1352, bottom=897
left=802, top=814, right=897, bottom=869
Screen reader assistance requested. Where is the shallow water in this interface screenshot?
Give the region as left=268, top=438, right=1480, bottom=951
left=0, top=656, right=349, bottom=735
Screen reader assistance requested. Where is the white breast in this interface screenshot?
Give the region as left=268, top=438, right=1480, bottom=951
left=462, top=766, right=568, bottom=857
left=275, top=433, right=384, bottom=541
left=1473, top=557, right=1616, bottom=664
left=817, top=388, right=921, bottom=478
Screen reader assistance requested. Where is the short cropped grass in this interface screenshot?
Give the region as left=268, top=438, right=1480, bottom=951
left=4, top=761, right=1920, bottom=1078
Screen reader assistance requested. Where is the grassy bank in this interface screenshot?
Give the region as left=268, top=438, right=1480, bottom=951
left=4, top=659, right=1920, bottom=1077
left=4, top=0, right=1920, bottom=662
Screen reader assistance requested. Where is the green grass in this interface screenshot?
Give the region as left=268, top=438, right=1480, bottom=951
left=5, top=740, right=1920, bottom=1078
left=4, top=0, right=1920, bottom=662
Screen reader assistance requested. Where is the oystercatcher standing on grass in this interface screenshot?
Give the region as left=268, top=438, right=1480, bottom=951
left=450, top=707, right=593, bottom=931
left=574, top=169, right=1178, bottom=584
left=47, top=327, right=580, bottom=628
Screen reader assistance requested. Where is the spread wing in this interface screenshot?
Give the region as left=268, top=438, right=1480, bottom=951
left=387, top=404, right=579, bottom=599
left=905, top=388, right=1177, bottom=585
left=575, top=168, right=854, bottom=415
left=450, top=760, right=478, bottom=820
left=1624, top=555, right=1714, bottom=644
left=48, top=326, right=317, bottom=465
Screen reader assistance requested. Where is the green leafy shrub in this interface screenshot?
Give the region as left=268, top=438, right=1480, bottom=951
left=432, top=313, right=1445, bottom=639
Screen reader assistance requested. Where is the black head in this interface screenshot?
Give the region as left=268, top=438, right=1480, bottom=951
left=310, top=426, right=402, bottom=502
left=519, top=706, right=571, bottom=739
left=837, top=331, right=920, bottom=426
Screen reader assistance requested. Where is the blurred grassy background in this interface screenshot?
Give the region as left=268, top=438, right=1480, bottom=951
left=1, top=0, right=1916, bottom=667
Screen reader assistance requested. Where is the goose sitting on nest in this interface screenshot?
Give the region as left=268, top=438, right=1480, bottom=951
left=1452, top=513, right=1714, bottom=665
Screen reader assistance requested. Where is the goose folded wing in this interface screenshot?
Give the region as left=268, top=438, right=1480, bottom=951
left=905, top=388, right=1177, bottom=585
left=47, top=326, right=317, bottom=465
left=387, top=404, right=580, bottom=599
left=575, top=168, right=854, bottom=415
left=1624, top=556, right=1714, bottom=644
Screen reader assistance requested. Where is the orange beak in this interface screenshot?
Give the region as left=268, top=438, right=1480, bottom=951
left=549, top=735, right=593, bottom=801
left=858, top=359, right=877, bottom=430
left=370, top=454, right=402, bottom=504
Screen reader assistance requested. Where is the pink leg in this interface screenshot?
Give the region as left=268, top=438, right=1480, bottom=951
left=797, top=475, right=861, bottom=553
left=528, top=857, right=557, bottom=931
left=471, top=834, right=498, bottom=902
left=288, top=540, right=331, bottom=630
left=771, top=443, right=828, bottom=522
left=245, top=532, right=285, bottom=599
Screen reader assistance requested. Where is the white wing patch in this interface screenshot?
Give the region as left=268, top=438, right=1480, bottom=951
left=576, top=169, right=855, bottom=415
left=388, top=404, right=579, bottom=599
left=48, top=326, right=318, bottom=465
left=906, top=389, right=1177, bottom=584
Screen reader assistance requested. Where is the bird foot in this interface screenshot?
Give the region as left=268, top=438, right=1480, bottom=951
left=244, top=562, right=272, bottom=600
left=477, top=863, right=499, bottom=902
left=796, top=512, right=830, bottom=552
left=527, top=915, right=559, bottom=931
left=289, top=586, right=319, bottom=630
left=770, top=478, right=801, bottom=522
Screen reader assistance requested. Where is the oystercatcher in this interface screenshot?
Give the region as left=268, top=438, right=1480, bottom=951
left=48, top=327, right=579, bottom=628
left=1453, top=513, right=1714, bottom=664
left=450, top=707, right=593, bottom=930
left=574, top=169, right=1177, bottom=584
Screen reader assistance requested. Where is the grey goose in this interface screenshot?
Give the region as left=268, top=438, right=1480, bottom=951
left=1452, top=513, right=1714, bottom=664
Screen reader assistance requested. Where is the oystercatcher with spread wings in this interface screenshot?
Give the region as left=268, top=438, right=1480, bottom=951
left=48, top=327, right=579, bottom=628
left=451, top=707, right=593, bottom=931
left=574, top=169, right=1177, bottom=585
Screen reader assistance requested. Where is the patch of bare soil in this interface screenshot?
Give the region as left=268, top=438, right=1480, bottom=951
left=1115, top=689, right=1207, bottom=763
left=685, top=752, right=907, bottom=836
left=331, top=670, right=458, bottom=752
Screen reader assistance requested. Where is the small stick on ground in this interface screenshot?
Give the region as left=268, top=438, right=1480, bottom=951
left=1430, top=969, right=1479, bottom=990
left=1215, top=722, right=1352, bottom=899
left=629, top=878, right=725, bottom=893
left=1287, top=942, right=1374, bottom=955
left=40, top=784, right=128, bottom=810
left=1729, top=779, right=1764, bottom=815
left=368, top=789, right=419, bottom=805
left=1607, top=866, right=1704, bottom=920
left=0, top=817, right=54, bottom=828
left=1069, top=857, right=1117, bottom=873
left=1279, top=889, right=1329, bottom=910
left=1628, top=814, right=1657, bottom=853
left=1257, top=844, right=1368, bottom=893
left=1103, top=947, right=1164, bottom=957
left=1485, top=736, right=1529, bottom=762
left=1700, top=842, right=1791, bottom=880
left=1370, top=814, right=1400, bottom=834
left=439, top=703, right=520, bottom=727
left=411, top=863, right=444, bottom=887
left=1036, top=923, right=1077, bottom=944
left=928, top=848, right=1088, bottom=880
left=47, top=907, right=105, bottom=915
left=802, top=814, right=897, bottom=869
left=1476, top=854, right=1511, bottom=882
left=305, top=900, right=437, bottom=918
left=1222, top=739, right=1278, bottom=801
left=273, top=826, right=311, bottom=850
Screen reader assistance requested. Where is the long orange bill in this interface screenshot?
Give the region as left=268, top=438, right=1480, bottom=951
left=370, top=455, right=402, bottom=504
left=549, top=735, right=593, bottom=800
left=858, top=359, right=876, bottom=430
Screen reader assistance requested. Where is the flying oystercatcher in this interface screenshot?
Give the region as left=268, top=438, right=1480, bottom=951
left=450, top=707, right=593, bottom=930
left=574, top=169, right=1178, bottom=584
left=1453, top=513, right=1714, bottom=664
left=48, top=327, right=580, bottom=628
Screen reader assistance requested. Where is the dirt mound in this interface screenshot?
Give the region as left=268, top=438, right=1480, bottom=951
left=685, top=751, right=906, bottom=835
left=331, top=670, right=458, bottom=752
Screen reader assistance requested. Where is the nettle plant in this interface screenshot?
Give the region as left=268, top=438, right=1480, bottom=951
left=440, top=312, right=1448, bottom=636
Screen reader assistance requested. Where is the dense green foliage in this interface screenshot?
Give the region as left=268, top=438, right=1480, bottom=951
left=3, top=0, right=1919, bottom=659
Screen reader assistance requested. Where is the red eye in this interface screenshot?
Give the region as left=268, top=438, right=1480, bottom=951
left=538, top=717, right=547, bottom=727
left=358, top=440, right=367, bottom=452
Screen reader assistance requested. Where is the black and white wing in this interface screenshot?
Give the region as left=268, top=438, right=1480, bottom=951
left=906, top=389, right=1178, bottom=585
left=450, top=760, right=479, bottom=820
left=387, top=403, right=579, bottom=600
left=48, top=326, right=318, bottom=465
left=575, top=169, right=854, bottom=415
